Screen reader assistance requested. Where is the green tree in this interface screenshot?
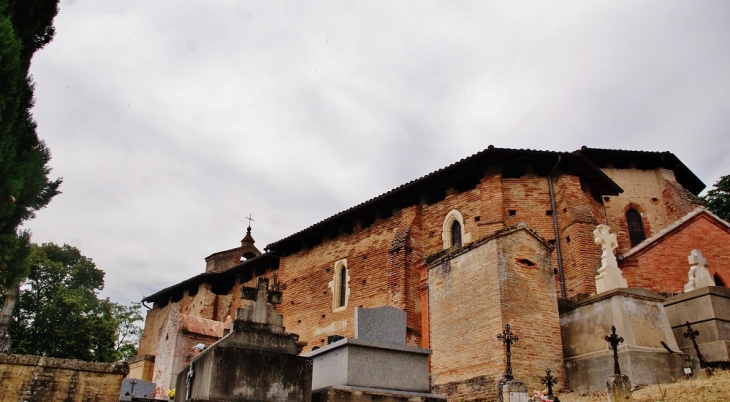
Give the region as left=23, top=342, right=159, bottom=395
left=0, top=0, right=62, bottom=340
left=700, top=175, right=730, bottom=222
left=113, top=302, right=143, bottom=360
left=9, top=243, right=118, bottom=362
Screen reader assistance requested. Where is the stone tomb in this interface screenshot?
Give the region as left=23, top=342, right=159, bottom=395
left=119, top=378, right=157, bottom=401
left=664, top=286, right=730, bottom=364
left=305, top=306, right=446, bottom=401
left=174, top=277, right=312, bottom=402
left=560, top=288, right=695, bottom=393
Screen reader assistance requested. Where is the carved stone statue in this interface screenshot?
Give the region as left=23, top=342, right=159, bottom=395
left=594, top=224, right=628, bottom=293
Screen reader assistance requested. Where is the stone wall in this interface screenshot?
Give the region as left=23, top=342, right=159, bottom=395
left=0, top=354, right=127, bottom=402
left=428, top=226, right=565, bottom=400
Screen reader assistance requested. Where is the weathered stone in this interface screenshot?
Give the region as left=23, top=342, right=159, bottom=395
left=500, top=379, right=528, bottom=402
left=306, top=337, right=431, bottom=393
left=355, top=306, right=406, bottom=345
left=560, top=288, right=694, bottom=392
left=119, top=378, right=156, bottom=401
left=606, top=374, right=632, bottom=402
left=664, top=286, right=730, bottom=363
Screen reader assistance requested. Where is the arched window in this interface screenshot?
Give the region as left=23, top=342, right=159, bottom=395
left=715, top=273, right=726, bottom=287
left=451, top=221, right=462, bottom=248
left=329, top=259, right=349, bottom=311
left=442, top=209, right=468, bottom=249
left=338, top=266, right=347, bottom=307
left=626, top=209, right=645, bottom=247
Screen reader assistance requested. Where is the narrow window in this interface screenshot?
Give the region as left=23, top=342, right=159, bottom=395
left=329, top=259, right=349, bottom=311
left=626, top=209, right=645, bottom=247
left=338, top=266, right=347, bottom=307
left=451, top=221, right=462, bottom=248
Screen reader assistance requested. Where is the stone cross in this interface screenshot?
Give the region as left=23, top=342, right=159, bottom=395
left=683, top=321, right=706, bottom=368
left=540, top=368, right=558, bottom=397
left=605, top=326, right=624, bottom=375
left=237, top=276, right=284, bottom=327
left=594, top=224, right=627, bottom=293
left=684, top=249, right=714, bottom=292
left=241, top=276, right=282, bottom=305
left=497, top=323, right=519, bottom=381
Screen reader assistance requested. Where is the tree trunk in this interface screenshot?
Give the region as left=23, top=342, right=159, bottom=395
left=0, top=285, right=18, bottom=353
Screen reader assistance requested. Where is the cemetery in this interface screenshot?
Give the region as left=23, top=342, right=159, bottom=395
left=2, top=148, right=730, bottom=402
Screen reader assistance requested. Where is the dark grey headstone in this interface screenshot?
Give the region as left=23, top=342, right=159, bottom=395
left=119, top=378, right=157, bottom=401
left=355, top=306, right=406, bottom=345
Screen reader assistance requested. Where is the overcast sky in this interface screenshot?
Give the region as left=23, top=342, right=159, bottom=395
left=24, top=1, right=730, bottom=306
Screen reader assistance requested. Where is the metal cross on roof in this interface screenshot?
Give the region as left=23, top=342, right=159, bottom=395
left=683, top=321, right=706, bottom=368
left=241, top=276, right=282, bottom=305
left=605, top=325, right=624, bottom=375
left=497, top=323, right=519, bottom=381
left=246, top=214, right=254, bottom=229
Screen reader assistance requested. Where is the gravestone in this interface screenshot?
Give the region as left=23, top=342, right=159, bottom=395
left=174, top=277, right=312, bottom=402
left=119, top=378, right=157, bottom=401
left=664, top=286, right=730, bottom=364
left=684, top=249, right=714, bottom=292
left=355, top=305, right=406, bottom=345
left=306, top=306, right=446, bottom=401
left=593, top=225, right=627, bottom=293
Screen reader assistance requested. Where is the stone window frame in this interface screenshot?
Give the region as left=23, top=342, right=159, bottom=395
left=442, top=209, right=470, bottom=249
left=328, top=259, right=350, bottom=312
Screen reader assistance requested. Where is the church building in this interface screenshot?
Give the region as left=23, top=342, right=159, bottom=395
left=132, top=146, right=730, bottom=399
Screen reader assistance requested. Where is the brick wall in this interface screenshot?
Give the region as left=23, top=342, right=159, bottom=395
left=620, top=213, right=730, bottom=293
left=428, top=226, right=564, bottom=400
left=601, top=167, right=702, bottom=256
left=279, top=208, right=412, bottom=350
left=0, top=354, right=127, bottom=402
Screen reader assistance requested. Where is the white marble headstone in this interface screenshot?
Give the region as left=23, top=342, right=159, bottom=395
left=594, top=224, right=628, bottom=293
left=684, top=249, right=714, bottom=292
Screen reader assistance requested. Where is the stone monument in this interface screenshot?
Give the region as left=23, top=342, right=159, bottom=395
left=593, top=225, right=627, bottom=293
left=305, top=306, right=446, bottom=401
left=560, top=226, right=694, bottom=392
left=664, top=285, right=730, bottom=364
left=119, top=378, right=157, bottom=401
left=174, top=276, right=312, bottom=402
left=684, top=250, right=715, bottom=292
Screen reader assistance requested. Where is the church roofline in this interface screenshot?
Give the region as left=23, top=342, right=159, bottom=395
left=575, top=147, right=705, bottom=195
left=266, top=146, right=622, bottom=254
left=142, top=253, right=279, bottom=305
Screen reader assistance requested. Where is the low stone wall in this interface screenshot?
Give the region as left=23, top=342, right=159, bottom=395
left=0, top=354, right=128, bottom=402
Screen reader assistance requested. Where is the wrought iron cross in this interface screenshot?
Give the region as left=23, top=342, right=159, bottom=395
left=540, top=368, right=558, bottom=396
left=246, top=214, right=254, bottom=229
left=605, top=325, right=624, bottom=375
left=683, top=321, right=706, bottom=368
left=497, top=323, right=519, bottom=381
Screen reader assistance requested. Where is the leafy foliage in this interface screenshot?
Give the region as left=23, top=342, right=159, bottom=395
left=700, top=175, right=730, bottom=222
left=113, top=302, right=143, bottom=360
left=9, top=243, right=118, bottom=362
left=0, top=0, right=62, bottom=293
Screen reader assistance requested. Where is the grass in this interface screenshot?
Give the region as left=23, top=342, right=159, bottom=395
left=555, top=369, right=729, bottom=402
